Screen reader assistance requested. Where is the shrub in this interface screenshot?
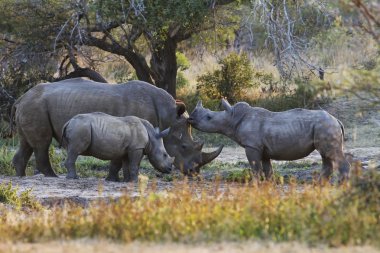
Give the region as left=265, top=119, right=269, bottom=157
left=176, top=71, right=189, bottom=89
left=197, top=52, right=255, bottom=103
left=0, top=182, right=41, bottom=210
left=0, top=146, right=16, bottom=176
left=176, top=52, right=191, bottom=89
left=176, top=52, right=190, bottom=71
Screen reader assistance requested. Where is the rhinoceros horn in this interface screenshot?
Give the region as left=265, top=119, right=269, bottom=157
left=200, top=145, right=224, bottom=167
left=195, top=140, right=204, bottom=151
left=221, top=99, right=232, bottom=112
left=157, top=127, right=171, bottom=138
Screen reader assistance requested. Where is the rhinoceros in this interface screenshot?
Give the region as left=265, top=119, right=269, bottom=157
left=188, top=99, right=350, bottom=182
left=61, top=113, right=173, bottom=182
left=12, top=78, right=222, bottom=178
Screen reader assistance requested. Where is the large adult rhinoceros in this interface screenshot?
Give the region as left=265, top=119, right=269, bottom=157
left=11, top=78, right=223, bottom=178
left=188, top=99, right=350, bottom=182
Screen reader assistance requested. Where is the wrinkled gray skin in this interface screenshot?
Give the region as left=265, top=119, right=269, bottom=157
left=188, top=99, right=350, bottom=182
left=61, top=113, right=173, bottom=182
left=12, top=78, right=222, bottom=177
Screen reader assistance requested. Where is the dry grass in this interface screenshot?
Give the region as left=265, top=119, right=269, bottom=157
left=0, top=170, right=379, bottom=246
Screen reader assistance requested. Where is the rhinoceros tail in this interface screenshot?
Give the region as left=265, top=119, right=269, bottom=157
left=9, top=103, right=16, bottom=136
left=9, top=97, right=21, bottom=136
left=337, top=119, right=347, bottom=141
left=60, top=121, right=70, bottom=148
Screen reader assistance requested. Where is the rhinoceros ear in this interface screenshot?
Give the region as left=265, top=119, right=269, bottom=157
left=157, top=128, right=170, bottom=138
left=196, top=100, right=203, bottom=108
left=154, top=127, right=160, bottom=136
left=176, top=100, right=186, bottom=117
left=221, top=99, right=232, bottom=113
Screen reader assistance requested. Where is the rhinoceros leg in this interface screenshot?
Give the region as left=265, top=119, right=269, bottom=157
left=106, top=160, right=122, bottom=182
left=123, top=149, right=143, bottom=183
left=34, top=146, right=57, bottom=177
left=337, top=158, right=350, bottom=183
left=320, top=156, right=333, bottom=180
left=320, top=154, right=350, bottom=184
left=13, top=137, right=33, bottom=177
left=245, top=147, right=264, bottom=179
left=64, top=151, right=79, bottom=179
left=121, top=160, right=131, bottom=182
left=262, top=159, right=273, bottom=180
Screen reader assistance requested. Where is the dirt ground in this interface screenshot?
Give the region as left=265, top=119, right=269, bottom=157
left=0, top=146, right=379, bottom=205
left=209, top=146, right=380, bottom=166
left=0, top=240, right=379, bottom=253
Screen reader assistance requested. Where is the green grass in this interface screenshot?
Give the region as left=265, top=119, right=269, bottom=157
left=0, top=146, right=111, bottom=178
left=0, top=145, right=161, bottom=179
left=200, top=160, right=319, bottom=183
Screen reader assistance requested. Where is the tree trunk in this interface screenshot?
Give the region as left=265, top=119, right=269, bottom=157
left=85, top=32, right=178, bottom=97
left=124, top=53, right=154, bottom=84
left=150, top=38, right=178, bottom=98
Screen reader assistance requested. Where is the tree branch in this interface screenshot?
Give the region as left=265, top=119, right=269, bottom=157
left=85, top=33, right=153, bottom=83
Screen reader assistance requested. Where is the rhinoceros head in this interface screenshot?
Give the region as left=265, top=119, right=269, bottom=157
left=147, top=127, right=174, bottom=174
left=164, top=113, right=223, bottom=176
left=188, top=99, right=232, bottom=134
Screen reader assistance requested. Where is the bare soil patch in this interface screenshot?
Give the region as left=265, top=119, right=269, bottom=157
left=211, top=147, right=380, bottom=165
left=0, top=175, right=172, bottom=206
left=0, top=147, right=378, bottom=205
left=0, top=240, right=378, bottom=253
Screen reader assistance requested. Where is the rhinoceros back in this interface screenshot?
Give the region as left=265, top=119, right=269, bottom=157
left=16, top=78, right=177, bottom=143
left=64, top=113, right=148, bottom=160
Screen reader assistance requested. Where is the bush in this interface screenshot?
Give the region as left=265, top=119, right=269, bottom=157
left=176, top=52, right=191, bottom=90
left=194, top=52, right=328, bottom=112
left=176, top=71, right=189, bottom=90
left=0, top=182, right=41, bottom=210
left=176, top=52, right=190, bottom=71
left=0, top=146, right=16, bottom=176
left=197, top=52, right=255, bottom=103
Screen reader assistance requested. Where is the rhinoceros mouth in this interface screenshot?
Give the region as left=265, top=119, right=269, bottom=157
left=160, top=166, right=172, bottom=174
left=187, top=117, right=196, bottom=124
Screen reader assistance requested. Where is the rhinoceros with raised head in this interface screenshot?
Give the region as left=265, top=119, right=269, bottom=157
left=61, top=113, right=173, bottom=182
left=12, top=78, right=222, bottom=178
left=188, top=99, right=350, bottom=182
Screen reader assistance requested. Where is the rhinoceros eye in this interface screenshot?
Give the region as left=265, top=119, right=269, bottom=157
left=181, top=144, right=187, bottom=150
left=207, top=115, right=212, bottom=120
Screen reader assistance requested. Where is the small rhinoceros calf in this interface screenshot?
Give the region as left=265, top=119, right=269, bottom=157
left=188, top=99, right=350, bottom=182
left=61, top=112, right=173, bottom=182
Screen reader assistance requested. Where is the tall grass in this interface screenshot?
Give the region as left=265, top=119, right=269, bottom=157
left=0, top=171, right=379, bottom=246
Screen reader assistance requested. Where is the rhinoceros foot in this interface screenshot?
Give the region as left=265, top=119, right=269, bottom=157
left=105, top=175, right=120, bottom=182
left=66, top=173, right=79, bottom=179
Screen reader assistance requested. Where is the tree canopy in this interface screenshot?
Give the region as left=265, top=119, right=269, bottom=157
left=0, top=0, right=237, bottom=97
